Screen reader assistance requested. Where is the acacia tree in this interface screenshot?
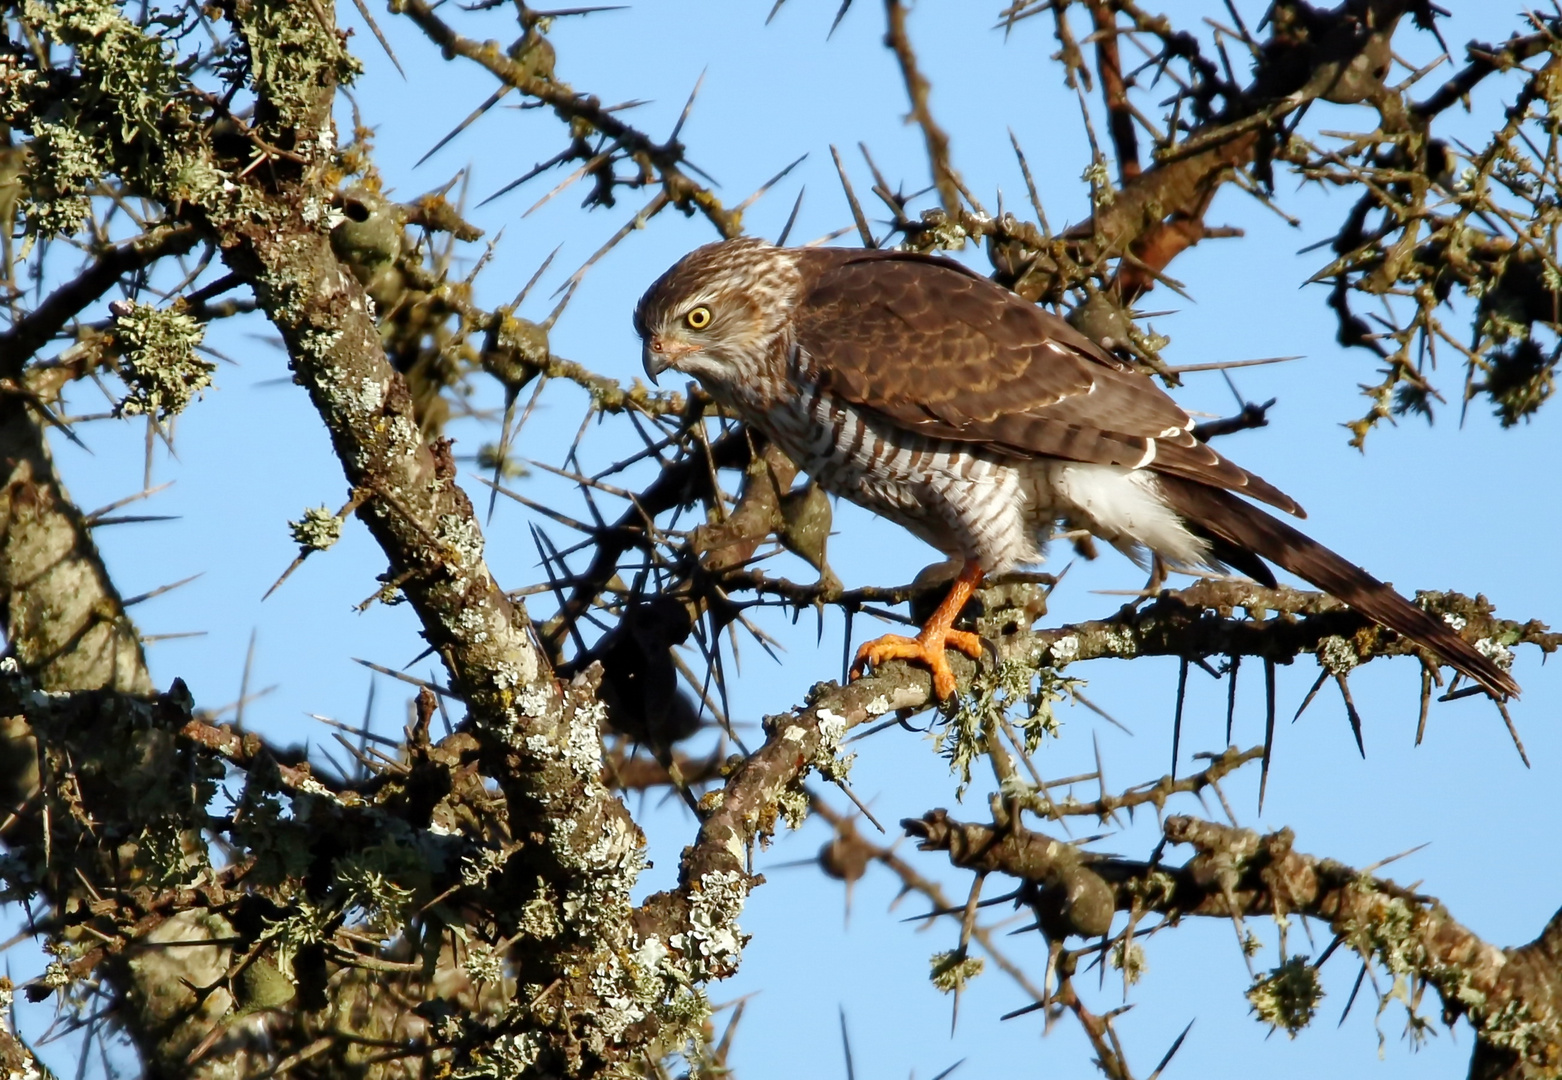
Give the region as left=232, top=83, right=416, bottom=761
left=0, top=1, right=1557, bottom=1078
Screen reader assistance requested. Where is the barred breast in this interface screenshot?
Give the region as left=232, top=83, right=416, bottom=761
left=753, top=380, right=1044, bottom=573
left=711, top=346, right=1210, bottom=575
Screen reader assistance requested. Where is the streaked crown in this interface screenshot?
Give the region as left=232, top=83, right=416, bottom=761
left=633, top=237, right=800, bottom=339
left=633, top=238, right=802, bottom=397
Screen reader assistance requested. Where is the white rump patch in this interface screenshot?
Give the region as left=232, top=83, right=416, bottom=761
left=1048, top=463, right=1209, bottom=569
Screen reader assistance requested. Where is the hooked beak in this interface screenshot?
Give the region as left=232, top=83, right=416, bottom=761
left=642, top=340, right=668, bottom=382
left=642, top=334, right=691, bottom=382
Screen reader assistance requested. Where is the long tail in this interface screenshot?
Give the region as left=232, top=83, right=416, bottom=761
left=1156, top=475, right=1520, bottom=699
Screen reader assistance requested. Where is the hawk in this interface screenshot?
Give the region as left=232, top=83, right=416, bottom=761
left=634, top=238, right=1518, bottom=702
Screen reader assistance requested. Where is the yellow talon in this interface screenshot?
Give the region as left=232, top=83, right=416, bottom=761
left=848, top=565, right=985, bottom=700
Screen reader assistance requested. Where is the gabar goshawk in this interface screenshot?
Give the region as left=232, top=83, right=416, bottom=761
left=634, top=238, right=1518, bottom=703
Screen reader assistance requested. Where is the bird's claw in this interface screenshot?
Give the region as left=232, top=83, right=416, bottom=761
left=850, top=629, right=984, bottom=701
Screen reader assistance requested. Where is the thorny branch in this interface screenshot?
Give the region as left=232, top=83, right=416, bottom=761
left=885, top=0, right=968, bottom=217
left=905, top=806, right=1562, bottom=1078
left=0, top=2, right=1557, bottom=1079
left=394, top=0, right=747, bottom=238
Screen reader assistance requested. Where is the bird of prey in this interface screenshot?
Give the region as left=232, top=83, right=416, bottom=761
left=634, top=237, right=1518, bottom=702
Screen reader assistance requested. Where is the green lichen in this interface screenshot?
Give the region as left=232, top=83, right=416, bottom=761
left=41, top=958, right=74, bottom=991
left=233, top=0, right=362, bottom=130
left=1246, top=956, right=1323, bottom=1037
left=1123, top=868, right=1177, bottom=909
left=667, top=871, right=749, bottom=983
left=929, top=950, right=984, bottom=993
left=288, top=505, right=342, bottom=552
left=809, top=708, right=855, bottom=782
left=135, top=815, right=209, bottom=889
left=438, top=511, right=486, bottom=568
left=110, top=301, right=214, bottom=419
left=22, top=119, right=103, bottom=236
left=1342, top=884, right=1423, bottom=976
left=21, top=0, right=234, bottom=216
left=460, top=845, right=508, bottom=889
left=454, top=1031, right=542, bottom=1080
left=656, top=985, right=713, bottom=1041
left=1476, top=996, right=1545, bottom=1055
left=39, top=0, right=177, bottom=133
left=334, top=843, right=422, bottom=937
left=0, top=54, right=41, bottom=122
left=258, top=900, right=331, bottom=982
left=774, top=784, right=809, bottom=831
left=518, top=894, right=561, bottom=940
left=461, top=943, right=503, bottom=985
left=944, top=659, right=1073, bottom=793
left=915, top=207, right=970, bottom=250
left=1082, top=158, right=1116, bottom=206
left=1316, top=634, right=1360, bottom=676
left=1110, top=941, right=1147, bottom=986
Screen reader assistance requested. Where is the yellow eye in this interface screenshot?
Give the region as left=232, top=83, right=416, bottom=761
left=685, top=306, right=713, bottom=330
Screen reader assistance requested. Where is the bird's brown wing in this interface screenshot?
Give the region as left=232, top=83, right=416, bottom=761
left=790, top=247, right=1303, bottom=516
left=786, top=248, right=1519, bottom=699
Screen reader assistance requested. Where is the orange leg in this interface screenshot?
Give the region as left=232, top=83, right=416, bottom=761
left=850, top=564, right=985, bottom=700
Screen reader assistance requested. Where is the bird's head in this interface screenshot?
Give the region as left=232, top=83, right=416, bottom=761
left=633, top=237, right=801, bottom=394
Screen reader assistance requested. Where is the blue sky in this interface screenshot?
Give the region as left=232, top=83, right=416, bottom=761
left=22, top=2, right=1562, bottom=1077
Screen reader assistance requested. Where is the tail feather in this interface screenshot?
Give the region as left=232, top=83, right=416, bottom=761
left=1156, top=476, right=1520, bottom=699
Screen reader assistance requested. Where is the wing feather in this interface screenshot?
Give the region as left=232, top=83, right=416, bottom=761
left=791, top=247, right=1304, bottom=517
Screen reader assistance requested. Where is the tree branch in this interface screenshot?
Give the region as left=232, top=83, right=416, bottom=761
left=884, top=0, right=965, bottom=216
left=905, top=807, right=1562, bottom=1075
left=0, top=223, right=201, bottom=379
left=0, top=395, right=150, bottom=694
left=393, top=0, right=744, bottom=236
